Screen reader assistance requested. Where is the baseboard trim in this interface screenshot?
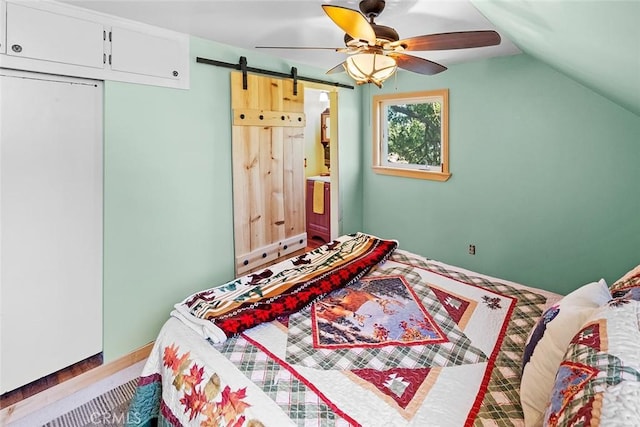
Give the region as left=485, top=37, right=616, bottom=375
left=0, top=342, right=153, bottom=425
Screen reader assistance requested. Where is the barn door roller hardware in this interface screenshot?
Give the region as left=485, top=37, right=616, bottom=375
left=196, top=56, right=354, bottom=93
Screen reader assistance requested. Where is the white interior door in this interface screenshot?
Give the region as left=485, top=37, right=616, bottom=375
left=0, top=70, right=103, bottom=393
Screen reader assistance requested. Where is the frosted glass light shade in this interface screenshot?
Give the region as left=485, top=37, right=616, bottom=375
left=319, top=91, right=330, bottom=109
left=344, top=53, right=397, bottom=87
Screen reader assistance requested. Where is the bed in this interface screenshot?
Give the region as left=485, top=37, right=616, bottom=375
left=124, top=233, right=640, bottom=426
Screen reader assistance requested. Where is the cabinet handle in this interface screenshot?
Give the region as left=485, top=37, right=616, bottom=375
left=11, top=44, right=22, bottom=53
left=172, top=70, right=179, bottom=77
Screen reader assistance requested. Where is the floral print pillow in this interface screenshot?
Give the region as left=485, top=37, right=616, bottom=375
left=520, top=280, right=611, bottom=426
left=543, top=299, right=640, bottom=426
left=610, top=264, right=640, bottom=301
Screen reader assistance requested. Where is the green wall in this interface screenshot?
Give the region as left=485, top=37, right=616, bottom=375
left=103, top=38, right=638, bottom=361
left=361, top=53, right=640, bottom=295
left=103, top=37, right=361, bottom=362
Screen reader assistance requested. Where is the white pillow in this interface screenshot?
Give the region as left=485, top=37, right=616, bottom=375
left=520, top=279, right=611, bottom=427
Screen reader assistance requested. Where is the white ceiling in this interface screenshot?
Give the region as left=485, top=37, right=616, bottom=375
left=63, top=0, right=521, bottom=73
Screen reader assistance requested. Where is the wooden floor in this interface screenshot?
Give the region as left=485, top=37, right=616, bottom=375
left=0, top=241, right=326, bottom=409
left=307, top=235, right=327, bottom=250
left=0, top=353, right=102, bottom=409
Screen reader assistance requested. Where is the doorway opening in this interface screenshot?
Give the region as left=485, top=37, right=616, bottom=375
left=303, top=86, right=338, bottom=249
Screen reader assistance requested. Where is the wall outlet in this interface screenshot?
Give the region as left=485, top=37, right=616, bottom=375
left=468, top=244, right=476, bottom=255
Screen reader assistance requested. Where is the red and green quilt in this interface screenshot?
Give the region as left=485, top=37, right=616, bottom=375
left=127, top=235, right=560, bottom=426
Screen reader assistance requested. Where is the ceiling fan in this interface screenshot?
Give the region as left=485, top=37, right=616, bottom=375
left=256, top=0, right=501, bottom=87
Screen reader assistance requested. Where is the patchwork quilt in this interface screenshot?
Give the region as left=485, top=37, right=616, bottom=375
left=127, top=236, right=560, bottom=427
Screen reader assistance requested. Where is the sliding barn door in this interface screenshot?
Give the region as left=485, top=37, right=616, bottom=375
left=231, top=71, right=306, bottom=275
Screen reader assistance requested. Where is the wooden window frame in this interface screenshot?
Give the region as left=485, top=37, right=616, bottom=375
left=372, top=89, right=451, bottom=181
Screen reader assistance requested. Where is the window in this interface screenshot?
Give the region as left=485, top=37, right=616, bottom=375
left=372, top=89, right=450, bottom=181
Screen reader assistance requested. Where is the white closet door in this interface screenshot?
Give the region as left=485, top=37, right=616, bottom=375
left=0, top=70, right=103, bottom=393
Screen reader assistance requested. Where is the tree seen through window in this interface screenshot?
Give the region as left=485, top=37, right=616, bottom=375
left=387, top=101, right=442, bottom=168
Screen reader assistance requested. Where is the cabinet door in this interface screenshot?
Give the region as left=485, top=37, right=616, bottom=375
left=0, top=1, right=6, bottom=54
left=110, top=26, right=182, bottom=80
left=5, top=2, right=105, bottom=68
left=306, top=180, right=331, bottom=243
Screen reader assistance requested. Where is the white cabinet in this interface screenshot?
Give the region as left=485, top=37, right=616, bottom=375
left=0, top=1, right=6, bottom=54
left=0, top=0, right=190, bottom=89
left=0, top=70, right=103, bottom=393
left=111, top=26, right=182, bottom=80
left=6, top=2, right=105, bottom=69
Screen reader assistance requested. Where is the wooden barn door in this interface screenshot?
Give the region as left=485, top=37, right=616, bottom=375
left=231, top=71, right=307, bottom=276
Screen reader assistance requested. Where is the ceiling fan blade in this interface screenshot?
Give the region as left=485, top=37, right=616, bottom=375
left=255, top=46, right=341, bottom=50
left=392, top=30, right=501, bottom=51
left=389, top=53, right=447, bottom=75
left=326, top=62, right=346, bottom=74
left=321, top=5, right=376, bottom=45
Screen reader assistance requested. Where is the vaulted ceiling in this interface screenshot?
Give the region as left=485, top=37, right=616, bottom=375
left=65, top=0, right=640, bottom=116
left=472, top=0, right=640, bottom=116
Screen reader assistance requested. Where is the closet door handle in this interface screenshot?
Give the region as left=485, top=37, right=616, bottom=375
left=11, top=44, right=23, bottom=53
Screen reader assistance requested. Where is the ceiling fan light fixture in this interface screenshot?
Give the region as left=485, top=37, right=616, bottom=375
left=344, top=52, right=397, bottom=88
